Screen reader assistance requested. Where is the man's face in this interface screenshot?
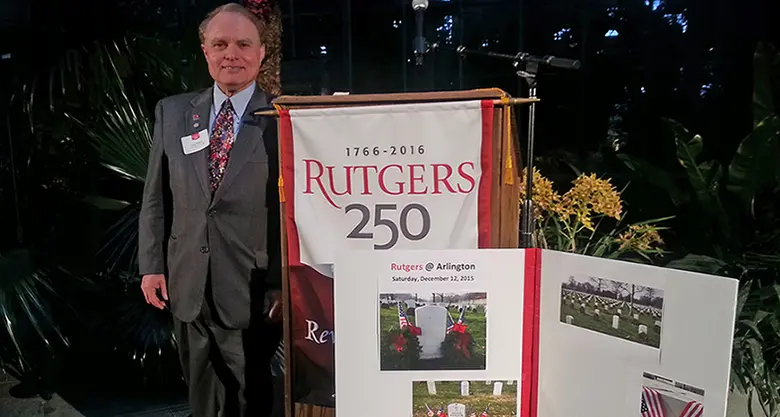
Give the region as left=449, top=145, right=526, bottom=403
left=201, top=11, right=265, bottom=95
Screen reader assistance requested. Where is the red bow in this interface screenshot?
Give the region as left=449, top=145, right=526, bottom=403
left=454, top=332, right=471, bottom=359
left=408, top=324, right=422, bottom=335
left=393, top=334, right=407, bottom=352
left=452, top=323, right=467, bottom=334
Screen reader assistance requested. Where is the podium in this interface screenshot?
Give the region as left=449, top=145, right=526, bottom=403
left=259, top=89, right=536, bottom=417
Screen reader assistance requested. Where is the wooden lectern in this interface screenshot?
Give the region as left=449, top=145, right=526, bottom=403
left=258, top=88, right=531, bottom=417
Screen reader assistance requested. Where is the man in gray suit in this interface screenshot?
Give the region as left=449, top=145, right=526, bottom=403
left=138, top=3, right=282, bottom=417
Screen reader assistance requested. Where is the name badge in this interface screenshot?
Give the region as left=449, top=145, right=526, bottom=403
left=181, top=129, right=209, bottom=155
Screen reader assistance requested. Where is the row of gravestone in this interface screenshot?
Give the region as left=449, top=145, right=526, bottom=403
left=564, top=314, right=662, bottom=333
left=574, top=302, right=651, bottom=322
left=563, top=292, right=662, bottom=319
left=563, top=290, right=663, bottom=317
left=425, top=380, right=512, bottom=397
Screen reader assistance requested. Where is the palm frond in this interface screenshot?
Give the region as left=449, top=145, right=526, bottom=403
left=97, top=205, right=142, bottom=275
left=0, top=249, right=84, bottom=373
left=66, top=87, right=153, bottom=184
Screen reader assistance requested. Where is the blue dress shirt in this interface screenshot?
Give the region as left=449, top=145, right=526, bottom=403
left=209, top=82, right=256, bottom=137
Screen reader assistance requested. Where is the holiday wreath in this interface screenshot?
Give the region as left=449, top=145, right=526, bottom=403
left=382, top=325, right=423, bottom=370
left=439, top=320, right=481, bottom=368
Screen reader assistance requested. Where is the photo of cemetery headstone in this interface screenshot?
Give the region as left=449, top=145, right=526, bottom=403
left=379, top=292, right=487, bottom=371
left=639, top=371, right=705, bottom=416
left=559, top=275, right=664, bottom=348
left=411, top=380, right=517, bottom=417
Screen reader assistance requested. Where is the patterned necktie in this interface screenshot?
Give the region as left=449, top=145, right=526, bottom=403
left=209, top=98, right=236, bottom=192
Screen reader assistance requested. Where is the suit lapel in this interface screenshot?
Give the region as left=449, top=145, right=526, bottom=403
left=210, top=86, right=270, bottom=205
left=185, top=88, right=213, bottom=200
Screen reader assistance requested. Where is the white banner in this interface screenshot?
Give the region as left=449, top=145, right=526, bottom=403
left=286, top=100, right=491, bottom=269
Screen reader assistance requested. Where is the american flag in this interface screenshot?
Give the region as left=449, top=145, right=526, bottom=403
left=480, top=405, right=489, bottom=417
left=398, top=303, right=410, bottom=328
left=445, top=307, right=467, bottom=333
left=446, top=312, right=455, bottom=333
left=425, top=404, right=435, bottom=417
left=678, top=400, right=703, bottom=417
left=641, top=387, right=666, bottom=417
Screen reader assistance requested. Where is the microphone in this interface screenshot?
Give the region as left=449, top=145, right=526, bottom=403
left=454, top=46, right=582, bottom=70
left=412, top=0, right=429, bottom=66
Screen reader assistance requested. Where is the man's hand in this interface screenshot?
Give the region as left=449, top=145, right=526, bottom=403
left=141, top=274, right=168, bottom=309
left=265, top=290, right=283, bottom=323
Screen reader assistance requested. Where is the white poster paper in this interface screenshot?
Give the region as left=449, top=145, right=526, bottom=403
left=334, top=249, right=526, bottom=417
left=537, top=250, right=738, bottom=417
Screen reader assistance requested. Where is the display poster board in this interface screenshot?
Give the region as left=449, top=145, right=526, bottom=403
left=277, top=97, right=504, bottom=406
left=537, top=250, right=737, bottom=417
left=334, top=249, right=531, bottom=417
left=333, top=248, right=738, bottom=417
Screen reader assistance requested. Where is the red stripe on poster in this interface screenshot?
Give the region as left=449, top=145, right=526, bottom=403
left=521, top=248, right=542, bottom=417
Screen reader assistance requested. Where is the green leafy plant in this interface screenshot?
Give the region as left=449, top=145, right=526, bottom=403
left=619, top=41, right=780, bottom=417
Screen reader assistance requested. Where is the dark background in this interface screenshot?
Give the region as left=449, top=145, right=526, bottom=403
left=0, top=0, right=778, bottom=414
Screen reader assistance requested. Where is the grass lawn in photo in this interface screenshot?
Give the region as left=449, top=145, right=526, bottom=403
left=412, top=380, right=517, bottom=417
left=379, top=293, right=487, bottom=370
left=559, top=276, right=664, bottom=348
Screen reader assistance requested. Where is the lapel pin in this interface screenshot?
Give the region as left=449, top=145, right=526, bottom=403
left=194, top=122, right=200, bottom=128
left=193, top=114, right=200, bottom=121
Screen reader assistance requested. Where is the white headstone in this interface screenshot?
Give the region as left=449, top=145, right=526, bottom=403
left=617, top=308, right=622, bottom=315
left=415, top=305, right=448, bottom=359
left=654, top=320, right=662, bottom=327
left=485, top=380, right=492, bottom=384
left=427, top=380, right=437, bottom=395
left=492, top=381, right=503, bottom=396
left=594, top=308, right=600, bottom=316
left=612, top=315, right=620, bottom=329
left=448, top=403, right=466, bottom=417
left=565, top=315, right=573, bottom=324
left=507, top=380, right=514, bottom=385
left=633, top=313, right=640, bottom=320
left=404, top=300, right=416, bottom=309
left=460, top=381, right=470, bottom=396
left=638, top=324, right=648, bottom=335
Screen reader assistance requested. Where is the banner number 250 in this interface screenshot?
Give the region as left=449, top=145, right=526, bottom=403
left=345, top=203, right=431, bottom=250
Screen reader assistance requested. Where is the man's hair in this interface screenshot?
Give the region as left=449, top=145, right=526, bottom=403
left=198, top=3, right=267, bottom=44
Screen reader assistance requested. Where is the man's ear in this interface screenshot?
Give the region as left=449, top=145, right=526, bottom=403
left=259, top=44, right=267, bottom=63
left=201, top=43, right=208, bottom=58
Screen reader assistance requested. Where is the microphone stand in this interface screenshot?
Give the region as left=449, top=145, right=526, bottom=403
left=449, top=46, right=581, bottom=248
left=517, top=62, right=538, bottom=249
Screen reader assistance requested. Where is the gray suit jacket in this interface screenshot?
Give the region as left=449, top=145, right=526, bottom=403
left=138, top=85, right=281, bottom=329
